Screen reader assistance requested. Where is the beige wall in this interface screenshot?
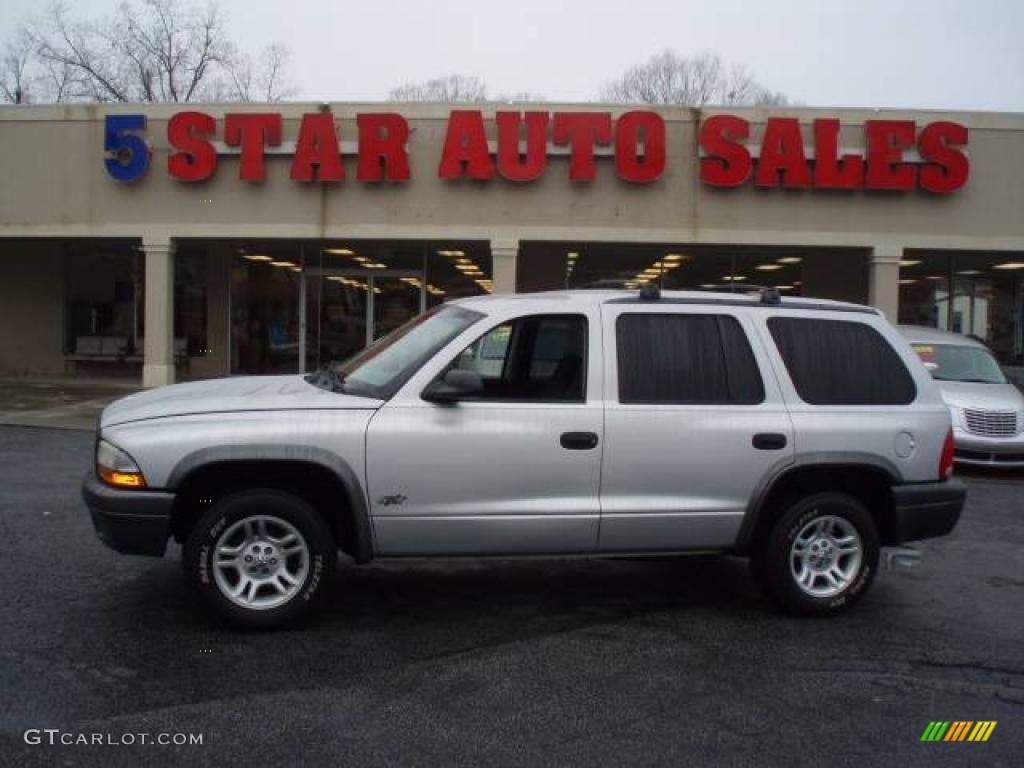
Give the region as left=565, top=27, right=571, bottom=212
left=1, top=103, right=1022, bottom=252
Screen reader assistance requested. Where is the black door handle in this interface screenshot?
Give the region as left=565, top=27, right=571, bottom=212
left=752, top=433, right=787, bottom=450
left=560, top=431, right=599, bottom=450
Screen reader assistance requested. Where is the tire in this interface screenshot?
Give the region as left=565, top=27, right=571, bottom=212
left=757, top=492, right=879, bottom=617
left=183, top=488, right=336, bottom=629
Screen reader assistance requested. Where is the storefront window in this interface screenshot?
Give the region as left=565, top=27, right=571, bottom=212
left=174, top=248, right=208, bottom=357
left=231, top=241, right=491, bottom=375
left=63, top=241, right=143, bottom=361
left=900, top=251, right=1024, bottom=367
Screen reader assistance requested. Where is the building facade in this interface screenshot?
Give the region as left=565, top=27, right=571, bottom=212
left=1, top=102, right=1022, bottom=387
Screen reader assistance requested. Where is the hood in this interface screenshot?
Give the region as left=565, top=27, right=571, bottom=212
left=934, top=380, right=1024, bottom=412
left=101, top=375, right=382, bottom=427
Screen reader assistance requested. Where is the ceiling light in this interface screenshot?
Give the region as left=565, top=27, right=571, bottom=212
left=925, top=275, right=945, bottom=281
left=899, top=279, right=917, bottom=285
left=756, top=264, right=784, bottom=271
left=324, top=248, right=354, bottom=255
left=993, top=262, right=1024, bottom=270
left=663, top=254, right=685, bottom=262
left=723, top=275, right=747, bottom=281
left=956, top=270, right=982, bottom=276
left=365, top=262, right=387, bottom=269
left=289, top=267, right=302, bottom=273
left=899, top=259, right=922, bottom=267
left=242, top=254, right=273, bottom=262
left=777, top=257, right=802, bottom=264
left=775, top=284, right=793, bottom=290
left=700, top=283, right=717, bottom=289
left=567, top=252, right=579, bottom=260
left=269, top=261, right=295, bottom=268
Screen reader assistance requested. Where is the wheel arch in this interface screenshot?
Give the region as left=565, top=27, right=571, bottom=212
left=166, top=445, right=374, bottom=564
left=736, top=454, right=902, bottom=555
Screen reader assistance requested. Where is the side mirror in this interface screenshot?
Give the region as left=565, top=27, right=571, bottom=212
left=422, top=369, right=484, bottom=404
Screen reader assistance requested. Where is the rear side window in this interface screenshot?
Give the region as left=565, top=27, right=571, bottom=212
left=768, top=317, right=916, bottom=405
left=617, top=314, right=764, bottom=404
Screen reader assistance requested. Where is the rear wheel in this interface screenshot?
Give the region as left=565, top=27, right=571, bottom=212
left=183, top=489, right=335, bottom=629
left=757, top=492, right=879, bottom=616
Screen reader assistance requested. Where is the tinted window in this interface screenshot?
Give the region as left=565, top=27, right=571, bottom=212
left=769, top=317, right=916, bottom=405
left=617, top=314, right=764, bottom=404
left=448, top=314, right=587, bottom=401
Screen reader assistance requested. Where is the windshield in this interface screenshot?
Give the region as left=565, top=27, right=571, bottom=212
left=910, top=343, right=1007, bottom=384
left=306, top=305, right=484, bottom=399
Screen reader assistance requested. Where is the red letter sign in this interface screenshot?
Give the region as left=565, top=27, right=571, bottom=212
left=865, top=120, right=916, bottom=190
left=496, top=111, right=549, bottom=182
left=552, top=113, right=613, bottom=181
left=918, top=121, right=968, bottom=193
left=699, top=115, right=751, bottom=187
left=291, top=113, right=344, bottom=182
left=615, top=111, right=666, bottom=183
left=438, top=110, right=494, bottom=180
left=358, top=113, right=410, bottom=181
left=167, top=111, right=217, bottom=181
left=756, top=118, right=810, bottom=188
left=812, top=118, right=864, bottom=189
left=224, top=113, right=283, bottom=182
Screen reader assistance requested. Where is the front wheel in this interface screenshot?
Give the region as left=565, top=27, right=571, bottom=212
left=183, top=489, right=336, bottom=629
left=757, top=492, right=879, bottom=617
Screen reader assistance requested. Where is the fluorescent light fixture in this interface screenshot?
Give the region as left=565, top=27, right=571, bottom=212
left=723, top=275, right=747, bottom=281
left=324, top=248, right=354, bottom=255
left=899, top=279, right=917, bottom=285
left=925, top=275, right=945, bottom=281
left=777, top=257, right=802, bottom=264
left=567, top=252, right=579, bottom=260
left=663, top=254, right=685, bottom=262
left=269, top=261, right=296, bottom=268
left=899, top=259, right=922, bottom=267
left=775, top=285, right=794, bottom=290
left=756, top=264, right=784, bottom=271
left=993, top=262, right=1024, bottom=270
left=289, top=267, right=302, bottom=273
left=955, top=270, right=982, bottom=276
left=700, top=283, right=717, bottom=289
left=365, top=262, right=387, bottom=269
left=242, top=254, right=273, bottom=262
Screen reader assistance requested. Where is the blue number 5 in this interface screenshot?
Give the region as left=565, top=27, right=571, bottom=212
left=105, top=114, right=150, bottom=181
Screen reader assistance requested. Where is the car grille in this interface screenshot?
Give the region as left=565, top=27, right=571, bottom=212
left=963, top=409, right=1020, bottom=437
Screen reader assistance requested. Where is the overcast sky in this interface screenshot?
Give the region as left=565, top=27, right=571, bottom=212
left=2, top=0, right=1023, bottom=111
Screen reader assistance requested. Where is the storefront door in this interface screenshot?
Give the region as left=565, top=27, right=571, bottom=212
left=304, top=269, right=425, bottom=372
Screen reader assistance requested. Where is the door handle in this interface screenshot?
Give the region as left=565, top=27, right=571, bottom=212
left=560, top=431, right=599, bottom=450
left=752, top=433, right=787, bottom=450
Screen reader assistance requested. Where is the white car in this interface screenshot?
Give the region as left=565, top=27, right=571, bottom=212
left=900, top=325, right=1024, bottom=468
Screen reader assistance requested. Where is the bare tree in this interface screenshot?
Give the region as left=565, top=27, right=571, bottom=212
left=0, top=29, right=35, bottom=103
left=389, top=74, right=488, bottom=102
left=3, top=0, right=292, bottom=103
left=601, top=50, right=787, bottom=106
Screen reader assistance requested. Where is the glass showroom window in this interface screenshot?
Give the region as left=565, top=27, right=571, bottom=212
left=63, top=242, right=142, bottom=362
left=900, top=251, right=1024, bottom=367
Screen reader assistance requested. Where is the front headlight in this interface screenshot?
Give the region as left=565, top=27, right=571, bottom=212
left=96, top=439, right=147, bottom=488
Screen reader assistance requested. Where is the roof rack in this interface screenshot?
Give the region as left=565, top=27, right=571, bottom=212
left=638, top=283, right=660, bottom=301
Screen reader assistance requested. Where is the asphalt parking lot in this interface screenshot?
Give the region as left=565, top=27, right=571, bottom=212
left=0, top=425, right=1021, bottom=767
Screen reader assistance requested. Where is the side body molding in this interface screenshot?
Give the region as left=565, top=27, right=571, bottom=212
left=166, top=443, right=374, bottom=563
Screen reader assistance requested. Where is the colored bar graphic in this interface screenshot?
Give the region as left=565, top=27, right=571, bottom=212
left=921, top=721, right=996, bottom=742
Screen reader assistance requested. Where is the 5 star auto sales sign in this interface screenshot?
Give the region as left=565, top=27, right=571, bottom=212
left=104, top=109, right=969, bottom=193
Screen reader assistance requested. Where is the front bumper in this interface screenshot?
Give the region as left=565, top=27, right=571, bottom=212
left=890, top=479, right=966, bottom=544
left=953, top=429, right=1024, bottom=468
left=81, top=471, right=174, bottom=556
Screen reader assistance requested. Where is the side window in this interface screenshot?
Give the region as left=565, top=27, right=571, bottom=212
left=449, top=314, right=587, bottom=401
left=768, top=317, right=917, bottom=405
left=616, top=313, right=764, bottom=404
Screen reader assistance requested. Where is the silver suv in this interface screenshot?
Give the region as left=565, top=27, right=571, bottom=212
left=82, top=288, right=965, bottom=628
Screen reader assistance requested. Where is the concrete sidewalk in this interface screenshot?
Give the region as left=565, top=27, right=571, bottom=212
left=0, top=376, right=139, bottom=432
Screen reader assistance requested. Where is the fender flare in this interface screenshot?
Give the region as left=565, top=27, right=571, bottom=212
left=734, top=452, right=903, bottom=554
left=166, top=443, right=374, bottom=563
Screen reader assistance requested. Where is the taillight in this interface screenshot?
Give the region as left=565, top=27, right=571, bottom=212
left=939, top=428, right=955, bottom=480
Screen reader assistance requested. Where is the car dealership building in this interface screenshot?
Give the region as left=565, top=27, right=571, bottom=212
left=1, top=102, right=1022, bottom=387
